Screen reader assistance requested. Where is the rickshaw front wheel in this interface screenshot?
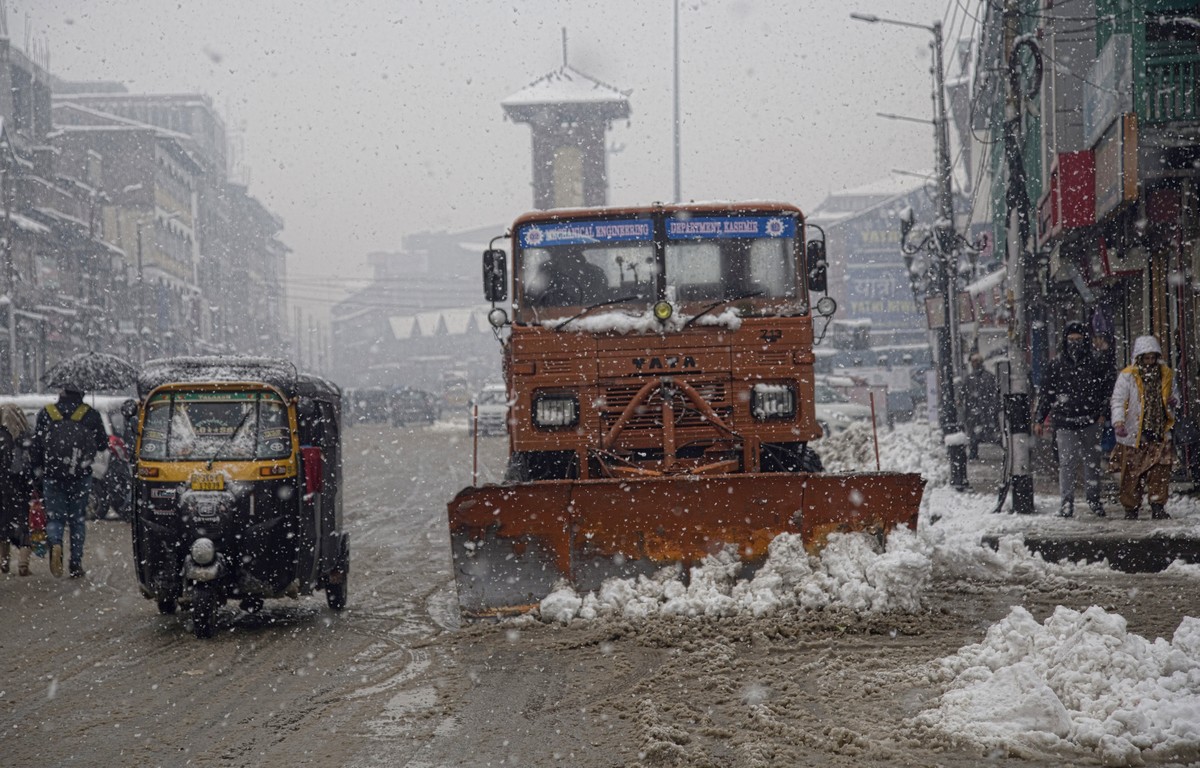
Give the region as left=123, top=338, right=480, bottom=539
left=326, top=574, right=348, bottom=611
left=192, top=586, right=218, bottom=639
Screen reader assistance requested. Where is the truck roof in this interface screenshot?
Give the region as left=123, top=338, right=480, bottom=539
left=510, top=201, right=804, bottom=228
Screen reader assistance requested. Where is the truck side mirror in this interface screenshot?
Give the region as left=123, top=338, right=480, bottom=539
left=806, top=240, right=828, bottom=294
left=483, top=249, right=508, bottom=303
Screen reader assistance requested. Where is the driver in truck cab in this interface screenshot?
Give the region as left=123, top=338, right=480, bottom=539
left=527, top=249, right=608, bottom=307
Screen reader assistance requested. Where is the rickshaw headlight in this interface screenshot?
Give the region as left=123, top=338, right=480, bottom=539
left=190, top=537, right=216, bottom=566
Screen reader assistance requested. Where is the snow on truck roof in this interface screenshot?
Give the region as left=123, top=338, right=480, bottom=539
left=509, top=201, right=805, bottom=227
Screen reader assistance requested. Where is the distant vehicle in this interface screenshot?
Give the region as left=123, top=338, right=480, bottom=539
left=345, top=387, right=391, bottom=424
left=391, top=387, right=439, bottom=426
left=0, top=393, right=135, bottom=520
left=470, top=384, right=509, bottom=436
left=813, top=381, right=875, bottom=437
left=440, top=371, right=471, bottom=415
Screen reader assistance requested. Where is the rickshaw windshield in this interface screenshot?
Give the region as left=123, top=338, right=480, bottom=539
left=139, top=390, right=292, bottom=461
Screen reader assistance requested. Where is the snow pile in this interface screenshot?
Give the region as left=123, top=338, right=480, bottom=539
left=915, top=606, right=1200, bottom=764
left=537, top=419, right=1067, bottom=626
left=820, top=420, right=949, bottom=487
left=529, top=415, right=1200, bottom=760
left=539, top=527, right=932, bottom=624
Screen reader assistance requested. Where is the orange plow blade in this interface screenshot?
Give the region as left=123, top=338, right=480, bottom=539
left=447, top=472, right=925, bottom=618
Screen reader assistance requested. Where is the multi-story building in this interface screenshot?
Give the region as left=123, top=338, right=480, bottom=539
left=52, top=89, right=289, bottom=360
left=0, top=38, right=129, bottom=391
left=51, top=102, right=204, bottom=361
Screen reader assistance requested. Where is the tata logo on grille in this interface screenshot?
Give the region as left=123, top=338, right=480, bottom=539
left=632, top=356, right=697, bottom=371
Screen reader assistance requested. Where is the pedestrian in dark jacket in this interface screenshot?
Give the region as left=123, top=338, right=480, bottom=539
left=963, top=352, right=1000, bottom=459
left=31, top=388, right=108, bottom=578
left=1034, top=321, right=1109, bottom=518
left=0, top=403, right=34, bottom=576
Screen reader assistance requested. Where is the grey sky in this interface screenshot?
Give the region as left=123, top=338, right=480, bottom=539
left=15, top=0, right=963, bottom=309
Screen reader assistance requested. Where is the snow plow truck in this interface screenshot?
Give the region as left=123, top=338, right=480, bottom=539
left=448, top=202, right=925, bottom=618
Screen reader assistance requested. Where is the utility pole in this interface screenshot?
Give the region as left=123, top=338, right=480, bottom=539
left=1001, top=0, right=1035, bottom=514
left=136, top=221, right=145, bottom=365
left=931, top=20, right=969, bottom=490
left=3, top=156, right=14, bottom=394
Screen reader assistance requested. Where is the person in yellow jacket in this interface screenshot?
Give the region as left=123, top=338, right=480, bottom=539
left=1110, top=335, right=1180, bottom=520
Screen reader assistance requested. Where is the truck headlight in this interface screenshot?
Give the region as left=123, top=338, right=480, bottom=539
left=752, top=383, right=796, bottom=420
left=533, top=394, right=579, bottom=428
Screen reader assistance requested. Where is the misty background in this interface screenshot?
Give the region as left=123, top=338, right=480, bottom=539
left=16, top=0, right=958, bottom=319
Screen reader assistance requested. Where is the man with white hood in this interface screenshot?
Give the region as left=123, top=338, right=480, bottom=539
left=1110, top=335, right=1180, bottom=520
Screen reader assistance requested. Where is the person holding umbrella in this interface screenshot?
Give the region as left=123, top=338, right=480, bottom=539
left=32, top=352, right=135, bottom=578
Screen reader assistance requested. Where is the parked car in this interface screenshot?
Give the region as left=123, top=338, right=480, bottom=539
left=813, top=382, right=875, bottom=437
left=0, top=393, right=135, bottom=520
left=391, top=387, right=440, bottom=426
left=470, top=383, right=510, bottom=436
left=345, top=387, right=392, bottom=424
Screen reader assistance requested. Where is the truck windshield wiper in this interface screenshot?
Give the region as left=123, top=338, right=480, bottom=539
left=553, top=295, right=642, bottom=332
left=682, top=291, right=763, bottom=329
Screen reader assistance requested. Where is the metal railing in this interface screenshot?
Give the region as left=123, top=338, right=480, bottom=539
left=1145, top=53, right=1200, bottom=123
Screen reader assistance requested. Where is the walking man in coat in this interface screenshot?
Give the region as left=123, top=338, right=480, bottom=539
left=1033, top=321, right=1109, bottom=517
left=31, top=387, right=108, bottom=578
left=1111, top=335, right=1180, bottom=520
left=962, top=352, right=1000, bottom=460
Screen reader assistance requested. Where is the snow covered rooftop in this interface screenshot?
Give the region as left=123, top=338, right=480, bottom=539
left=502, top=64, right=631, bottom=108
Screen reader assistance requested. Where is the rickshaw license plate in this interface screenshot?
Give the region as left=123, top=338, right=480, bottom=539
left=190, top=472, right=225, bottom=491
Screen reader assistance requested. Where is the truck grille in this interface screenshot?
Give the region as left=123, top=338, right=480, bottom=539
left=600, top=378, right=730, bottom=432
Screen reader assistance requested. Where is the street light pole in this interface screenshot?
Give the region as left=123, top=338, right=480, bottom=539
left=853, top=12, right=968, bottom=489
left=673, top=0, right=682, bottom=202
left=931, top=20, right=969, bottom=490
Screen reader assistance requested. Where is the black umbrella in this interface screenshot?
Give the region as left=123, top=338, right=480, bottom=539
left=44, top=352, right=137, bottom=392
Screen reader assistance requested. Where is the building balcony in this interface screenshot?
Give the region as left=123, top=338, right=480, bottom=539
left=1145, top=52, right=1200, bottom=124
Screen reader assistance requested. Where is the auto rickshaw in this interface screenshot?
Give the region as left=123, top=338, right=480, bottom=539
left=131, top=357, right=349, bottom=638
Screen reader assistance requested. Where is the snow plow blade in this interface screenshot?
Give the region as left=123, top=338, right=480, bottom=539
left=447, top=472, right=925, bottom=618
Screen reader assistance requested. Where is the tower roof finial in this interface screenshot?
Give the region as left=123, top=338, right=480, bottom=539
left=562, top=27, right=568, bottom=68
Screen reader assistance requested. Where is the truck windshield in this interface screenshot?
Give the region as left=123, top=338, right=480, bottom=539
left=522, top=244, right=656, bottom=310
left=665, top=215, right=796, bottom=303
left=139, top=390, right=292, bottom=461
left=517, top=217, right=656, bottom=316
left=515, top=213, right=800, bottom=318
